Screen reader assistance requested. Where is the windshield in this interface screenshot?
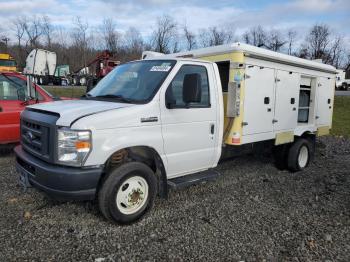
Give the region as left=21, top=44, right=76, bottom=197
left=0, top=59, right=16, bottom=67
left=87, top=60, right=176, bottom=103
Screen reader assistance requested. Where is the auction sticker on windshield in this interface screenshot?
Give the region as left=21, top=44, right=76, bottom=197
left=150, top=65, right=171, bottom=72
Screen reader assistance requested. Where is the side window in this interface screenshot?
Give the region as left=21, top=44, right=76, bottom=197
left=10, top=76, right=44, bottom=100
left=166, top=65, right=210, bottom=108
left=0, top=75, right=43, bottom=101
left=0, top=75, right=23, bottom=100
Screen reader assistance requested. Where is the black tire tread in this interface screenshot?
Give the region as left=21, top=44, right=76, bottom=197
left=98, top=162, right=157, bottom=224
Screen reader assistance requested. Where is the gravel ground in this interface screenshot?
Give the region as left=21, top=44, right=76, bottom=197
left=0, top=136, right=349, bottom=261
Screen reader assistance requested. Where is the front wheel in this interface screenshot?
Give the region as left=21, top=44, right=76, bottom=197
left=98, top=162, right=157, bottom=224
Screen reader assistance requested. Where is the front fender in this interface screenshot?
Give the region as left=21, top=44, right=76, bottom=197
left=83, top=125, right=166, bottom=169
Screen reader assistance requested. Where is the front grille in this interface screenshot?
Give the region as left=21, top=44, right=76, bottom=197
left=20, top=109, right=59, bottom=163
left=21, top=119, right=49, bottom=159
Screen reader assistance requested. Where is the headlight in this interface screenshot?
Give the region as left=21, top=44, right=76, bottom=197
left=57, top=128, right=92, bottom=166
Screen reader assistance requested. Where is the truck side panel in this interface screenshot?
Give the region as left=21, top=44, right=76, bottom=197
left=316, top=77, right=334, bottom=127
left=273, top=70, right=300, bottom=132
left=243, top=66, right=275, bottom=136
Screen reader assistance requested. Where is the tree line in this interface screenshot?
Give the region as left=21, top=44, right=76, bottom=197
left=0, top=14, right=349, bottom=72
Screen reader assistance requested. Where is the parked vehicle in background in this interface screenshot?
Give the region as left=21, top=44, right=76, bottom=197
left=71, top=50, right=120, bottom=91
left=54, top=65, right=70, bottom=86
left=14, top=43, right=336, bottom=224
left=23, top=49, right=70, bottom=86
left=0, top=72, right=62, bottom=147
left=0, top=53, right=17, bottom=73
left=335, top=69, right=349, bottom=90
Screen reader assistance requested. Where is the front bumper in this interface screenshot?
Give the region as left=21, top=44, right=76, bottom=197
left=14, top=145, right=103, bottom=201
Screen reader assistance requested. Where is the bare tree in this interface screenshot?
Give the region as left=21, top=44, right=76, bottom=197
left=199, top=27, right=233, bottom=47
left=345, top=54, right=350, bottom=71
left=265, top=29, right=286, bottom=51
left=23, top=15, right=43, bottom=48
left=243, top=26, right=266, bottom=47
left=42, top=15, right=54, bottom=48
left=55, top=26, right=68, bottom=47
left=123, top=27, right=145, bottom=60
left=71, top=16, right=89, bottom=69
left=287, top=30, right=297, bottom=55
left=305, top=24, right=331, bottom=61
left=151, top=15, right=177, bottom=53
left=327, top=35, right=344, bottom=68
left=183, top=24, right=196, bottom=50
left=12, top=17, right=26, bottom=47
left=302, top=24, right=346, bottom=67
left=100, top=18, right=120, bottom=53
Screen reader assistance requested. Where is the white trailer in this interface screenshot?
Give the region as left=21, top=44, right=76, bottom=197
left=15, top=43, right=336, bottom=224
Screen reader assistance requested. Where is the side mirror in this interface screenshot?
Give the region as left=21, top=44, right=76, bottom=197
left=183, top=73, right=201, bottom=104
left=17, top=88, right=27, bottom=102
left=165, top=85, right=176, bottom=109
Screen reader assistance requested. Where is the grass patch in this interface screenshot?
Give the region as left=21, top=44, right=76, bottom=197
left=331, top=96, right=350, bottom=137
left=43, top=86, right=86, bottom=98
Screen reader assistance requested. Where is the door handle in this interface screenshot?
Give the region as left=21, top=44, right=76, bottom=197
left=264, top=97, right=270, bottom=104
left=210, top=124, right=215, bottom=134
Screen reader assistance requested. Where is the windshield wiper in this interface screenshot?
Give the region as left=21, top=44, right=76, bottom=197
left=81, top=93, right=92, bottom=98
left=94, top=94, right=135, bottom=103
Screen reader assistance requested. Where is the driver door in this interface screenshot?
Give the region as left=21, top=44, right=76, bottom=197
left=160, top=62, right=218, bottom=178
left=0, top=75, right=37, bottom=144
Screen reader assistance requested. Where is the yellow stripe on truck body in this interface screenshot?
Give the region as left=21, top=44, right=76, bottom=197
left=198, top=51, right=245, bottom=145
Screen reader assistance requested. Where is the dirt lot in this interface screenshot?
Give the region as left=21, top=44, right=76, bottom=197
left=0, top=136, right=349, bottom=261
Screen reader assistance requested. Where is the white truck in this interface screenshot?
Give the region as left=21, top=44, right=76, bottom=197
left=15, top=43, right=336, bottom=224
left=23, top=49, right=69, bottom=86
left=335, top=69, right=349, bottom=90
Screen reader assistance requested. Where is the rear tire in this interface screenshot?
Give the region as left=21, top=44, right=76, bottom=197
left=287, top=138, right=314, bottom=172
left=341, top=83, right=349, bottom=91
left=98, top=162, right=157, bottom=224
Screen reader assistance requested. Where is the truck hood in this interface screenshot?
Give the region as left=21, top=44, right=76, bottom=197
left=28, top=99, right=133, bottom=126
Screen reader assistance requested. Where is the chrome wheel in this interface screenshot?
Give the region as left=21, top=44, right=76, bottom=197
left=116, top=176, right=149, bottom=215
left=298, top=145, right=309, bottom=168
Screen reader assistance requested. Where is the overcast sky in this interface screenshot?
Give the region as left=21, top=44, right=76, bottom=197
left=0, top=0, right=350, bottom=42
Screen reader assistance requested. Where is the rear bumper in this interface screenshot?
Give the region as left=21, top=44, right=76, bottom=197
left=14, top=145, right=103, bottom=201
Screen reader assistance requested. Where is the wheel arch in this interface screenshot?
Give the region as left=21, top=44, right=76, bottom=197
left=99, top=145, right=168, bottom=198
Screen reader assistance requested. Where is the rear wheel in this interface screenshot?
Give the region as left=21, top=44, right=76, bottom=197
left=287, top=138, right=314, bottom=172
left=98, top=162, right=157, bottom=224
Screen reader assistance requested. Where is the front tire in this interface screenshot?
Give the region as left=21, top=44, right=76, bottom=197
left=287, top=138, right=314, bottom=172
left=98, top=162, right=157, bottom=224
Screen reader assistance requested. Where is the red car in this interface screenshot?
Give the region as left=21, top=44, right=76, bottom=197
left=0, top=72, right=61, bottom=146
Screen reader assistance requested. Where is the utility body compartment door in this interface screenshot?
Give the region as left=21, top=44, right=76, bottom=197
left=316, top=77, right=333, bottom=126
left=160, top=62, right=219, bottom=177
left=273, top=70, right=300, bottom=131
left=243, top=66, right=275, bottom=135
